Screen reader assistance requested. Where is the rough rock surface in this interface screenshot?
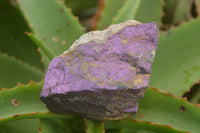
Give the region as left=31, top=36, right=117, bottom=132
left=40, top=20, right=159, bottom=121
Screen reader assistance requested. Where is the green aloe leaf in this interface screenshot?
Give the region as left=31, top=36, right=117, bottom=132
left=162, top=0, right=176, bottom=24
left=39, top=119, right=66, bottom=133
left=0, top=119, right=40, bottom=133
left=0, top=81, right=73, bottom=123
left=163, top=0, right=193, bottom=29
left=105, top=120, right=187, bottom=133
left=171, top=0, right=193, bottom=24
left=65, top=0, right=99, bottom=16
left=0, top=0, right=43, bottom=70
left=40, top=118, right=85, bottom=133
left=0, top=53, right=43, bottom=88
left=96, top=0, right=163, bottom=30
left=85, top=120, right=105, bottom=133
left=195, top=0, right=200, bottom=15
left=0, top=0, right=44, bottom=88
left=27, top=33, right=54, bottom=70
left=112, top=0, right=141, bottom=24
left=95, top=0, right=125, bottom=30
left=105, top=129, right=124, bottom=133
left=0, top=81, right=46, bottom=121
left=17, top=0, right=85, bottom=67
left=1, top=81, right=199, bottom=133
left=27, top=33, right=56, bottom=62
left=131, top=88, right=200, bottom=133
left=184, top=84, right=200, bottom=104
left=135, top=0, right=163, bottom=27
left=59, top=117, right=85, bottom=133
left=0, top=80, right=84, bottom=133
left=150, top=17, right=200, bottom=96
left=17, top=0, right=85, bottom=53
left=190, top=88, right=200, bottom=104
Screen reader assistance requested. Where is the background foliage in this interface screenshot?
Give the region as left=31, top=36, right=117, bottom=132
left=0, top=0, right=200, bottom=133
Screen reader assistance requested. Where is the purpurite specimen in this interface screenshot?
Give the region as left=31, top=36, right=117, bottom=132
left=40, top=20, right=159, bottom=121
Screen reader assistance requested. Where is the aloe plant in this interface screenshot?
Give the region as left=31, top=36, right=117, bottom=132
left=0, top=0, right=200, bottom=133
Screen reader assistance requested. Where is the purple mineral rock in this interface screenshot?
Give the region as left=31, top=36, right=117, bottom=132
left=40, top=20, right=159, bottom=121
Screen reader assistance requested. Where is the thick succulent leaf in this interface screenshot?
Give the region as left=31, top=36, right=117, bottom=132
left=150, top=18, right=200, bottom=96
left=27, top=33, right=56, bottom=65
left=105, top=129, right=124, bottom=133
left=0, top=81, right=73, bottom=123
left=95, top=0, right=163, bottom=30
left=0, top=52, right=43, bottom=88
left=17, top=0, right=85, bottom=53
left=0, top=81, right=46, bottom=120
left=172, top=0, right=193, bottom=24
left=120, top=129, right=153, bottom=133
left=163, top=0, right=193, bottom=28
left=85, top=120, right=105, bottom=133
left=1, top=81, right=199, bottom=132
left=184, top=84, right=200, bottom=104
left=0, top=119, right=40, bottom=133
left=105, top=120, right=187, bottom=133
left=39, top=119, right=66, bottom=133
left=40, top=118, right=85, bottom=133
left=135, top=0, right=163, bottom=27
left=17, top=0, right=85, bottom=65
left=190, top=89, right=200, bottom=104
left=59, top=117, right=85, bottom=133
left=95, top=0, right=125, bottom=30
left=36, top=50, right=51, bottom=72
left=112, top=0, right=141, bottom=24
left=162, top=0, right=176, bottom=26
left=131, top=88, right=200, bottom=133
left=65, top=0, right=98, bottom=16
left=190, top=88, right=200, bottom=104
left=195, top=0, right=200, bottom=15
left=0, top=0, right=43, bottom=70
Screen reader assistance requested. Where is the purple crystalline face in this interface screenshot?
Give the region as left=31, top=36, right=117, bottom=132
left=40, top=20, right=159, bottom=121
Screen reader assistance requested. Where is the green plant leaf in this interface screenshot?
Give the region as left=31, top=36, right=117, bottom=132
left=85, top=119, right=105, bottom=133
left=0, top=119, right=40, bottom=133
left=105, top=129, right=124, bottom=133
left=60, top=117, right=85, bottom=133
left=65, top=0, right=99, bottom=16
left=135, top=0, right=163, bottom=27
left=190, top=88, right=200, bottom=104
left=95, top=0, right=125, bottom=30
left=0, top=52, right=43, bottom=88
left=163, top=0, right=193, bottom=29
left=0, top=81, right=46, bottom=120
left=184, top=83, right=200, bottom=104
left=1, top=82, right=199, bottom=133
left=0, top=0, right=43, bottom=70
left=0, top=81, right=84, bottom=133
left=40, top=117, right=85, bottom=133
left=27, top=33, right=54, bottom=70
left=27, top=33, right=56, bottom=61
left=131, top=88, right=200, bottom=133
left=95, top=0, right=163, bottom=30
left=150, top=18, right=200, bottom=96
left=0, top=81, right=73, bottom=123
left=112, top=0, right=141, bottom=24
left=39, top=119, right=66, bottom=133
left=17, top=0, right=85, bottom=53
left=162, top=0, right=176, bottom=27
left=105, top=120, right=187, bottom=133
left=195, top=0, right=200, bottom=15
left=17, top=0, right=85, bottom=66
